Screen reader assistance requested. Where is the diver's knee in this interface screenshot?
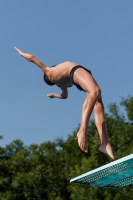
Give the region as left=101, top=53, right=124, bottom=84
left=89, top=87, right=101, bottom=99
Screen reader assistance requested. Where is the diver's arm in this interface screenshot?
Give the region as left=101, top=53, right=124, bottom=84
left=47, top=88, right=68, bottom=99
left=14, top=47, right=47, bottom=73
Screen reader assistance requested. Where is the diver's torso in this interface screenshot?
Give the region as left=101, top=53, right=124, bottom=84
left=46, top=61, right=78, bottom=88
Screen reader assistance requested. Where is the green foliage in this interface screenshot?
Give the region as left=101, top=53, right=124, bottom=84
left=121, top=96, right=133, bottom=121
left=0, top=96, right=133, bottom=199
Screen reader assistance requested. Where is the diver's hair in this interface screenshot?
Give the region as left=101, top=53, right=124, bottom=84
left=43, top=65, right=56, bottom=86
left=43, top=74, right=55, bottom=86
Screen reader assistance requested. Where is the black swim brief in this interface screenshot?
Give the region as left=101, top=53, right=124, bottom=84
left=70, top=65, right=92, bottom=91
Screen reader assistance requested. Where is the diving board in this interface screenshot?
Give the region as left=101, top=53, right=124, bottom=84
left=70, top=154, right=133, bottom=189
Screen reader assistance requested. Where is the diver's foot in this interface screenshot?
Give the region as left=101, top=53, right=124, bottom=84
left=99, top=143, right=115, bottom=159
left=77, top=130, right=88, bottom=153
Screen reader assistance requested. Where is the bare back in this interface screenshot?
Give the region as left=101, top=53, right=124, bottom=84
left=46, top=61, right=78, bottom=88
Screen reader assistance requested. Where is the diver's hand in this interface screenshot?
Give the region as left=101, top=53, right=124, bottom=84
left=14, top=47, right=34, bottom=62
left=14, top=47, right=23, bottom=56
left=47, top=93, right=55, bottom=98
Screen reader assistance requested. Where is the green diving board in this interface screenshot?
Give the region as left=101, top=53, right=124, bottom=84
left=70, top=154, right=133, bottom=189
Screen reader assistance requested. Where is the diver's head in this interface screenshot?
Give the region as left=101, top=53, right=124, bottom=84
left=43, top=74, right=55, bottom=86
left=43, top=65, right=56, bottom=86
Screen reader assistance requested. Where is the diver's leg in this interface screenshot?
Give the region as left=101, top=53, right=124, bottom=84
left=93, top=95, right=115, bottom=159
left=73, top=68, right=101, bottom=153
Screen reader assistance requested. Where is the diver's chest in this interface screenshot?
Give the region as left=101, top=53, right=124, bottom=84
left=55, top=77, right=72, bottom=87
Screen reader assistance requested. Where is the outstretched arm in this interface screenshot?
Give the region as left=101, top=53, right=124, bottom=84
left=14, top=47, right=47, bottom=73
left=47, top=88, right=68, bottom=99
